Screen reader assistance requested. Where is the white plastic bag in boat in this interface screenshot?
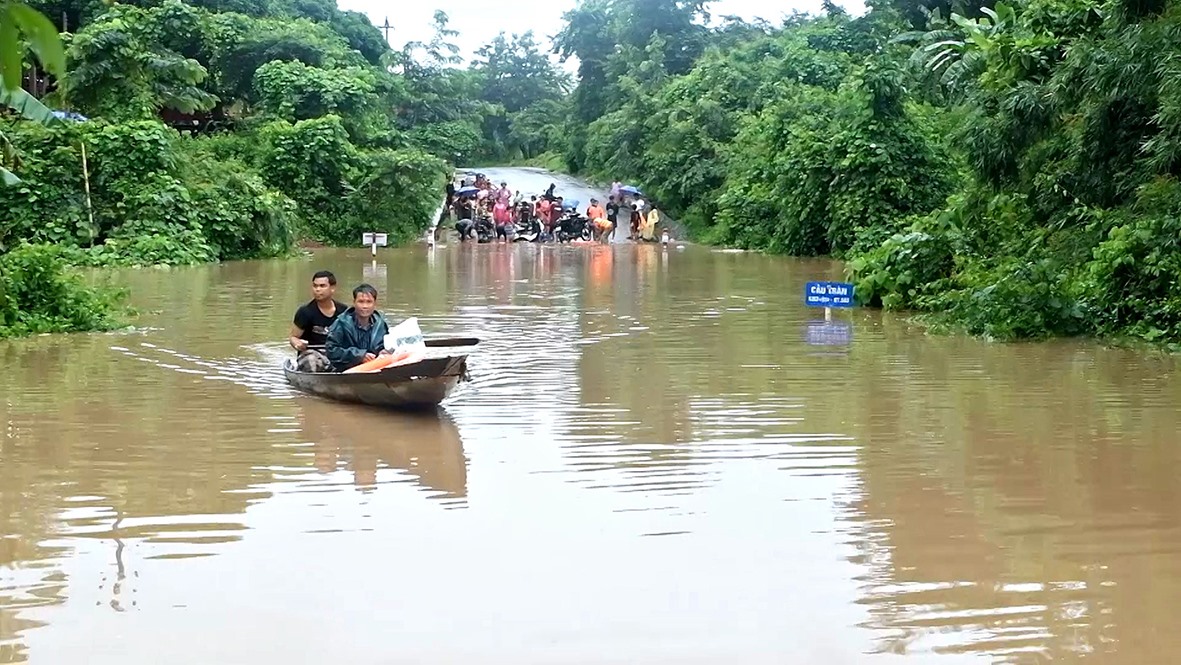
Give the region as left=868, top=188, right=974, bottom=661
left=384, top=317, right=426, bottom=354
left=376, top=317, right=428, bottom=369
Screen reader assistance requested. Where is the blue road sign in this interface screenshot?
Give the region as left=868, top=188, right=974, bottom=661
left=804, top=281, right=855, bottom=308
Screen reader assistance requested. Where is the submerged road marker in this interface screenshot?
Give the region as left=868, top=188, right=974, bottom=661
left=804, top=280, right=855, bottom=322
left=362, top=232, right=388, bottom=257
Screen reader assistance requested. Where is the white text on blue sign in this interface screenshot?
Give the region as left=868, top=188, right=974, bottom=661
left=804, top=281, right=855, bottom=308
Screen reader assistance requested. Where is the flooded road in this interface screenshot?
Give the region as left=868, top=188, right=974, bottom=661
left=454, top=166, right=683, bottom=241
left=3, top=215, right=1181, bottom=662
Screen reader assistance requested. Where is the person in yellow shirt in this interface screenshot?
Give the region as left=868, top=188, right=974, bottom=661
left=586, top=199, right=611, bottom=242
left=640, top=202, right=661, bottom=242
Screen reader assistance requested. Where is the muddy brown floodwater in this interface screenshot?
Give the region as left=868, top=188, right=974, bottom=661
left=2, top=216, right=1181, bottom=663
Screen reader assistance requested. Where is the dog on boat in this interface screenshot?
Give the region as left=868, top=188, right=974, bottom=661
left=296, top=349, right=333, bottom=373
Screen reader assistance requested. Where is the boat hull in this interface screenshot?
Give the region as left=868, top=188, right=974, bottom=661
left=282, top=338, right=476, bottom=410
left=285, top=364, right=462, bottom=409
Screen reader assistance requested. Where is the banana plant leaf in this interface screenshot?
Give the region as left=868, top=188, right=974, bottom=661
left=1, top=86, right=64, bottom=185
left=1, top=86, right=61, bottom=123
left=0, top=2, right=66, bottom=91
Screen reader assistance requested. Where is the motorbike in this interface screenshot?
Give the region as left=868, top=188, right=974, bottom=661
left=473, top=213, right=495, bottom=243
left=555, top=211, right=592, bottom=243
left=513, top=202, right=541, bottom=242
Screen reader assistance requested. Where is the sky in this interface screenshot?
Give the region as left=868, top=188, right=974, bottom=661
left=335, top=0, right=869, bottom=68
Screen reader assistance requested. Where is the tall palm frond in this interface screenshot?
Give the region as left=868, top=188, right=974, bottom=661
left=891, top=4, right=1015, bottom=97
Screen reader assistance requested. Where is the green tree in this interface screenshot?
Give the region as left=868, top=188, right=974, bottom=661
left=62, top=1, right=217, bottom=119
left=553, top=0, right=613, bottom=125
left=470, top=30, right=569, bottom=159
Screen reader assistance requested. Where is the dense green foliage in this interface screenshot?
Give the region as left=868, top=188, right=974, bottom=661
left=1, top=118, right=296, bottom=262
left=545, top=0, right=1181, bottom=345
left=2, top=0, right=571, bottom=268
left=552, top=0, right=953, bottom=250
left=0, top=242, right=127, bottom=337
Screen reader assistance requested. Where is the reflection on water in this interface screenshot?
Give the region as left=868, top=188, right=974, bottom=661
left=1, top=236, right=1180, bottom=663
left=296, top=400, right=467, bottom=503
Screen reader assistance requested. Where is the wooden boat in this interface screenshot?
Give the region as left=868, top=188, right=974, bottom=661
left=283, top=337, right=479, bottom=410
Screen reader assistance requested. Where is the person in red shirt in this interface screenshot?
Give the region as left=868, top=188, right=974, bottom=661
left=537, top=197, right=553, bottom=232
left=551, top=197, right=565, bottom=227
left=493, top=200, right=512, bottom=242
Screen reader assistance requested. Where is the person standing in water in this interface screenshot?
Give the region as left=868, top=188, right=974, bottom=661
left=605, top=195, right=621, bottom=242
left=640, top=201, right=663, bottom=242
left=629, top=198, right=645, bottom=240
left=587, top=198, right=609, bottom=242
left=536, top=196, right=553, bottom=238
left=493, top=198, right=512, bottom=242
left=443, top=179, right=456, bottom=214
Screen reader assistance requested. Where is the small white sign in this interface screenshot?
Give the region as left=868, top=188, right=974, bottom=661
left=361, top=232, right=388, bottom=247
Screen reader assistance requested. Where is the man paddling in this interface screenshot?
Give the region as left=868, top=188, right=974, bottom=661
left=290, top=271, right=347, bottom=372
left=325, top=284, right=392, bottom=372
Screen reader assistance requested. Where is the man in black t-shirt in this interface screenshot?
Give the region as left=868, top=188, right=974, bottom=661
left=290, top=270, right=347, bottom=354
left=605, top=195, right=621, bottom=243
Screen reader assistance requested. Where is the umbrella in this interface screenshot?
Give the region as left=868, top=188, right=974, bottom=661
left=456, top=186, right=479, bottom=197
left=620, top=185, right=642, bottom=196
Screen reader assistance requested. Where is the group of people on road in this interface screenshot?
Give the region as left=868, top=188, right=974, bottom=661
left=442, top=173, right=668, bottom=244
left=608, top=179, right=664, bottom=242
left=449, top=176, right=551, bottom=243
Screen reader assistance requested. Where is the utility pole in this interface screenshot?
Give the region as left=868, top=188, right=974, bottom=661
left=381, top=17, right=392, bottom=45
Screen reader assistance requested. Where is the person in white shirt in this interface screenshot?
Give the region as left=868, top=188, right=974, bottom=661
left=629, top=199, right=645, bottom=239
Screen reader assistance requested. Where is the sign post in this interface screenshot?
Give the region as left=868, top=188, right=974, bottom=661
left=804, top=281, right=854, bottom=317
left=361, top=232, right=388, bottom=257
left=803, top=281, right=855, bottom=348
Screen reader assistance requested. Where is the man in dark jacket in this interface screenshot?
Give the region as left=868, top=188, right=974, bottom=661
left=325, top=283, right=391, bottom=372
